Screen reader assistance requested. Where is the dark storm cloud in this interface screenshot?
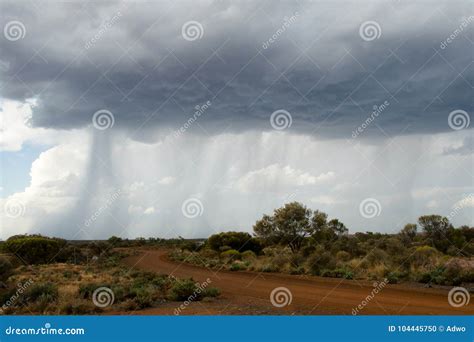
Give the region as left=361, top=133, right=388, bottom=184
left=0, top=0, right=472, bottom=140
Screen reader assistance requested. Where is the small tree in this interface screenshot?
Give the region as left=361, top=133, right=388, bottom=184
left=108, top=236, right=123, bottom=246
left=418, top=215, right=452, bottom=252
left=254, top=202, right=312, bottom=252
left=399, top=223, right=417, bottom=244
left=327, top=219, right=348, bottom=236
left=311, top=210, right=328, bottom=232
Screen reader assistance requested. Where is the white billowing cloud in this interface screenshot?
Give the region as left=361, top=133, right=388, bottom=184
left=0, top=137, right=89, bottom=237
left=158, top=177, right=176, bottom=185
left=0, top=99, right=79, bottom=151
left=143, top=206, right=156, bottom=215
left=455, top=195, right=474, bottom=209
left=233, top=164, right=335, bottom=193
left=1, top=100, right=46, bottom=151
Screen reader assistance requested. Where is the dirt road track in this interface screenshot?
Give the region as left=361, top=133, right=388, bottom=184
left=123, top=249, right=473, bottom=315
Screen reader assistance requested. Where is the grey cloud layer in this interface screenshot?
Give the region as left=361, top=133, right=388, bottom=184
left=0, top=0, right=472, bottom=139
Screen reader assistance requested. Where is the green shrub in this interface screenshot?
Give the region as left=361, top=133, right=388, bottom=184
left=25, top=283, right=58, bottom=303
left=418, top=267, right=446, bottom=285
left=336, top=251, right=351, bottom=262
left=200, top=249, right=219, bottom=259
left=365, top=248, right=388, bottom=266
left=208, top=232, right=262, bottom=254
left=0, top=256, right=13, bottom=281
left=220, top=249, right=241, bottom=261
left=386, top=272, right=400, bottom=284
left=4, top=235, right=66, bottom=264
left=167, top=279, right=199, bottom=301
left=230, top=262, right=246, bottom=271
left=259, top=264, right=280, bottom=272
left=241, top=250, right=257, bottom=260
left=321, top=268, right=353, bottom=279
left=130, top=287, right=155, bottom=308
left=442, top=259, right=474, bottom=285
left=202, top=287, right=220, bottom=298
left=290, top=266, right=305, bottom=275
left=78, top=283, right=111, bottom=299
left=410, top=246, right=439, bottom=268
left=307, top=252, right=336, bottom=275
left=270, top=253, right=290, bottom=269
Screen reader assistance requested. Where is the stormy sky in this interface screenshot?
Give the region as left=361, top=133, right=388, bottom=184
left=0, top=0, right=473, bottom=239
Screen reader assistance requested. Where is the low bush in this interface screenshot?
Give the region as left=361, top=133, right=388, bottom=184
left=365, top=248, right=389, bottom=266
left=336, top=251, right=351, bottom=262
left=307, top=252, right=336, bottom=276
left=25, top=282, right=59, bottom=303
left=418, top=267, right=446, bottom=285
left=207, top=232, right=262, bottom=254
left=3, top=235, right=66, bottom=264
left=410, top=246, right=440, bottom=268
left=386, top=271, right=401, bottom=284
left=78, top=283, right=111, bottom=299
left=241, top=250, right=257, bottom=260
left=290, top=266, right=305, bottom=275
left=230, top=262, right=246, bottom=271
left=167, top=279, right=199, bottom=301
left=130, top=287, right=155, bottom=308
left=259, top=264, right=280, bottom=273
left=202, top=287, right=220, bottom=298
left=0, top=256, right=13, bottom=281
left=220, top=249, right=241, bottom=261
left=320, top=267, right=353, bottom=279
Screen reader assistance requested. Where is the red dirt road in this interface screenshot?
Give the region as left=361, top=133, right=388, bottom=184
left=123, top=249, right=473, bottom=315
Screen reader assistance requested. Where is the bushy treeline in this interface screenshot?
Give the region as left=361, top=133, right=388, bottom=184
left=107, top=236, right=204, bottom=250
left=0, top=234, right=203, bottom=267
left=172, top=202, right=474, bottom=286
